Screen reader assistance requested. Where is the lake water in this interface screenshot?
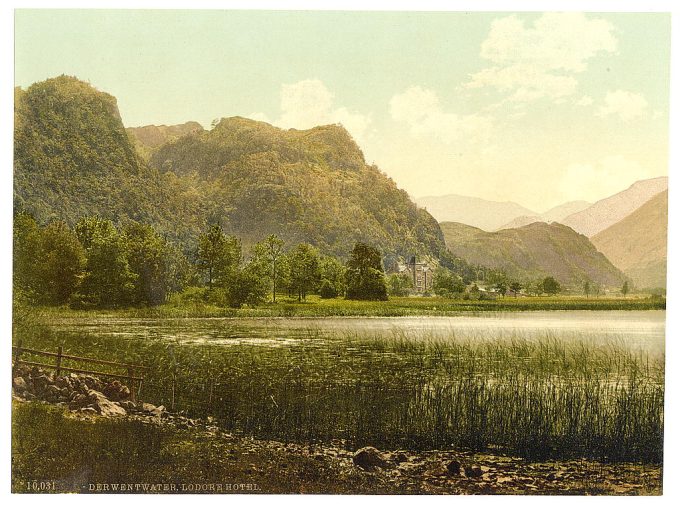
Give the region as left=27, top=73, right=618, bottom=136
left=47, top=310, right=666, bottom=359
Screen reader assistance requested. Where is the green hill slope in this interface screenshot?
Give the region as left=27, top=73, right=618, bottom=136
left=14, top=75, right=170, bottom=226
left=15, top=76, right=445, bottom=262
left=440, top=221, right=625, bottom=287
left=127, top=122, right=204, bottom=161
left=146, top=116, right=445, bottom=259
left=591, top=190, right=667, bottom=289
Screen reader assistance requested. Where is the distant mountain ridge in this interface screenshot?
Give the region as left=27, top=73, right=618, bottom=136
left=591, top=190, right=667, bottom=289
left=127, top=122, right=204, bottom=160
left=562, top=177, right=668, bottom=237
left=440, top=221, right=625, bottom=287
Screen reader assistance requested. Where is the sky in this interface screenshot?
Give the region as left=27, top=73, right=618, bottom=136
left=14, top=10, right=671, bottom=211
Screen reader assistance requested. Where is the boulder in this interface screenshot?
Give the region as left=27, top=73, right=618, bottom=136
left=141, top=402, right=158, bottom=414
left=352, top=446, right=388, bottom=471
left=118, top=400, right=136, bottom=411
left=33, top=374, right=53, bottom=390
left=12, top=377, right=27, bottom=393
left=102, top=380, right=131, bottom=401
left=464, top=465, right=484, bottom=478
left=45, top=385, right=62, bottom=402
left=446, top=459, right=462, bottom=476
left=86, top=390, right=127, bottom=417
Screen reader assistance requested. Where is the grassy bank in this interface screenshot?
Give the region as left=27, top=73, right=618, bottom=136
left=28, top=294, right=666, bottom=319
left=17, top=322, right=664, bottom=464
left=12, top=402, right=662, bottom=494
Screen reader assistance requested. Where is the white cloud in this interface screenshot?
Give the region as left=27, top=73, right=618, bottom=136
left=560, top=155, right=651, bottom=202
left=574, top=95, right=594, bottom=106
left=268, top=79, right=371, bottom=142
left=467, top=13, right=617, bottom=102
left=390, top=86, right=493, bottom=145
left=597, top=90, right=649, bottom=121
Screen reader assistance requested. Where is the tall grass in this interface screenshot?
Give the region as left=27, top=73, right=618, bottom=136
left=30, top=294, right=666, bottom=320
left=17, top=322, right=664, bottom=463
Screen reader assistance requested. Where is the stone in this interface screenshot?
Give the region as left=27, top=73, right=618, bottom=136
left=86, top=390, right=127, bottom=417
left=12, top=377, right=27, bottom=393
left=446, top=459, right=462, bottom=476
left=392, top=452, right=408, bottom=464
left=118, top=400, right=136, bottom=411
left=352, top=446, right=388, bottom=471
left=33, top=374, right=53, bottom=390
left=464, top=465, right=484, bottom=478
left=45, top=385, right=62, bottom=402
left=141, top=402, right=158, bottom=413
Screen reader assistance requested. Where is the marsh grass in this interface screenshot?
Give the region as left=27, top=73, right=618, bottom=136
left=17, top=322, right=664, bottom=463
left=30, top=294, right=665, bottom=320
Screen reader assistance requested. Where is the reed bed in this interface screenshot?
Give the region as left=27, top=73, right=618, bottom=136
left=30, top=294, right=665, bottom=320
left=18, top=325, right=664, bottom=463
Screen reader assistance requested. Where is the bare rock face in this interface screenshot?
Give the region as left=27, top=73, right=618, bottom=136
left=353, top=446, right=388, bottom=471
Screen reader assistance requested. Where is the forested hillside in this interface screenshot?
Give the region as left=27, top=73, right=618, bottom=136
left=440, top=221, right=625, bottom=288
left=15, top=76, right=446, bottom=263
left=143, top=116, right=446, bottom=260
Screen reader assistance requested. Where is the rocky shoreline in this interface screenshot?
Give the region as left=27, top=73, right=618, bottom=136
left=12, top=366, right=662, bottom=495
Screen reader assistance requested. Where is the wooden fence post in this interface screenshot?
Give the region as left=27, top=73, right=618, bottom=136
left=12, top=340, right=23, bottom=376
left=55, top=346, right=63, bottom=377
left=128, top=367, right=136, bottom=403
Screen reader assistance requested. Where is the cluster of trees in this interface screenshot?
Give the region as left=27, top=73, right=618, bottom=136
left=13, top=213, right=389, bottom=309
left=583, top=279, right=630, bottom=298
left=14, top=213, right=190, bottom=308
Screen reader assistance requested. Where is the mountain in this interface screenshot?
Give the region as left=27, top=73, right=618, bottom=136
left=416, top=194, right=537, bottom=231
left=562, top=177, right=668, bottom=237
left=541, top=200, right=592, bottom=223
left=496, top=201, right=592, bottom=230
left=497, top=215, right=543, bottom=230
left=127, top=122, right=204, bottom=160
left=440, top=221, right=625, bottom=287
left=591, top=190, right=667, bottom=289
left=14, top=75, right=170, bottom=227
left=147, top=116, right=446, bottom=259
left=15, top=76, right=446, bottom=262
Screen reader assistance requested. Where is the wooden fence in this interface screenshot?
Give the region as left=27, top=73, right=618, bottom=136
left=12, top=341, right=147, bottom=402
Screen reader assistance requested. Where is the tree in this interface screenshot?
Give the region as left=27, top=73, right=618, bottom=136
left=592, top=281, right=601, bottom=298
left=122, top=221, right=175, bottom=305
left=583, top=280, right=591, bottom=298
left=387, top=272, right=413, bottom=297
left=542, top=276, right=561, bottom=296
left=494, top=280, right=508, bottom=297
left=432, top=268, right=465, bottom=297
left=13, top=212, right=43, bottom=302
left=318, top=255, right=347, bottom=298
left=196, top=225, right=241, bottom=289
left=36, top=221, right=86, bottom=305
left=622, top=280, right=630, bottom=298
left=252, top=234, right=285, bottom=302
left=288, top=243, right=320, bottom=301
left=224, top=262, right=268, bottom=308
left=345, top=242, right=388, bottom=301
left=509, top=281, right=522, bottom=298
left=75, top=217, right=136, bottom=307
left=14, top=214, right=86, bottom=305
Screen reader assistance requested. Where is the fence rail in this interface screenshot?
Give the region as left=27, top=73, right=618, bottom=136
left=12, top=342, right=147, bottom=402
